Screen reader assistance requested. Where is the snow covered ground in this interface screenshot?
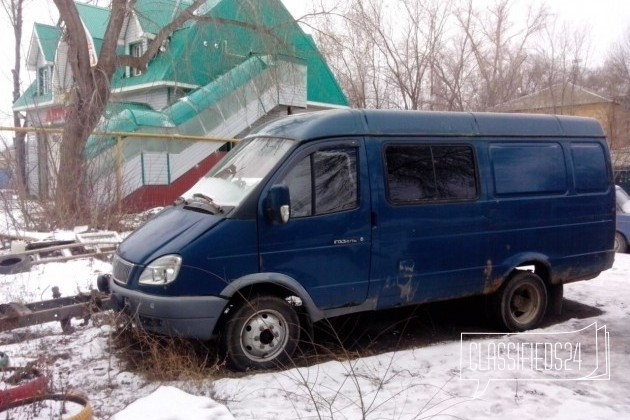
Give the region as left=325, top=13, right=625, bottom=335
left=1, top=250, right=629, bottom=419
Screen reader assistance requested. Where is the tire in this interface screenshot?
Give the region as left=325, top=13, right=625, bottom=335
left=614, top=232, right=628, bottom=253
left=491, top=271, right=548, bottom=332
left=0, top=393, right=92, bottom=420
left=222, top=295, right=300, bottom=371
left=0, top=254, right=31, bottom=275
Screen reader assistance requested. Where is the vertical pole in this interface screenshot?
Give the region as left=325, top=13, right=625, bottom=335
left=115, top=135, right=123, bottom=214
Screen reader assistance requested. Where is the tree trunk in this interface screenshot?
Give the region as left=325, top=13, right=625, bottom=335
left=51, top=0, right=206, bottom=226
left=3, top=0, right=27, bottom=194
left=54, top=96, right=95, bottom=223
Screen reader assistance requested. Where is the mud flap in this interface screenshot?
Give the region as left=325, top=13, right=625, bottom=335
left=548, top=283, right=564, bottom=316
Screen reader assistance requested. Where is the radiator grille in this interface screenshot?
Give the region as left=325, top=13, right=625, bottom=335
left=112, top=254, right=136, bottom=285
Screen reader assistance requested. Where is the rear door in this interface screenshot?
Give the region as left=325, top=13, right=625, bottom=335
left=257, top=139, right=373, bottom=309
left=366, top=139, right=489, bottom=308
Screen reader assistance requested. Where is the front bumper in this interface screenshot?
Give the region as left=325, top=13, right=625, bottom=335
left=107, top=275, right=228, bottom=340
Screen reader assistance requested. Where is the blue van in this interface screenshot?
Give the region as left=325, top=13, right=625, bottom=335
left=102, top=110, right=615, bottom=370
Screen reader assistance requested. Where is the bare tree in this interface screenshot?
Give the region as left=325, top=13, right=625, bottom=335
left=365, top=0, right=451, bottom=110
left=592, top=27, right=630, bottom=149
left=312, top=1, right=393, bottom=108
left=314, top=0, right=555, bottom=112
left=603, top=27, right=630, bottom=103
left=430, top=2, right=476, bottom=111
left=528, top=18, right=590, bottom=112
left=313, top=0, right=451, bottom=110
left=1, top=0, right=27, bottom=192
left=456, top=0, right=548, bottom=110
left=50, top=0, right=208, bottom=225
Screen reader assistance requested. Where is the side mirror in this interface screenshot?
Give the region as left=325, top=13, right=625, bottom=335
left=266, top=184, right=291, bottom=224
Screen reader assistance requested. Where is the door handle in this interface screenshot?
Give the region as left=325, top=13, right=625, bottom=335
left=371, top=212, right=378, bottom=228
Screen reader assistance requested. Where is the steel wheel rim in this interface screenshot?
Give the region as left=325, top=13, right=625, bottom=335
left=239, top=308, right=289, bottom=362
left=509, top=283, right=540, bottom=325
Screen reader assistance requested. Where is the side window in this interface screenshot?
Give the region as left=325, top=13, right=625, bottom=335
left=491, top=143, right=566, bottom=195
left=385, top=144, right=477, bottom=203
left=571, top=143, right=608, bottom=193
left=282, top=148, right=359, bottom=218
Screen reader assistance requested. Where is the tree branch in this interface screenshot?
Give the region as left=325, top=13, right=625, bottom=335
left=53, top=0, right=93, bottom=95
left=129, top=0, right=206, bottom=71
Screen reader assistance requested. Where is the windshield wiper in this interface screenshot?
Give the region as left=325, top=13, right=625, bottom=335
left=192, top=193, right=222, bottom=212
left=176, top=193, right=223, bottom=215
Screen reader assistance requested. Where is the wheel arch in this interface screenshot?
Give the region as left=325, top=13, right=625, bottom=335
left=484, top=253, right=553, bottom=294
left=218, top=272, right=325, bottom=323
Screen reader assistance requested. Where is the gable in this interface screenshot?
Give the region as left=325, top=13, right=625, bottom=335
left=26, top=24, right=61, bottom=69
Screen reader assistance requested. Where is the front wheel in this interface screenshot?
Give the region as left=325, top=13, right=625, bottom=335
left=491, top=271, right=547, bottom=332
left=222, top=295, right=300, bottom=371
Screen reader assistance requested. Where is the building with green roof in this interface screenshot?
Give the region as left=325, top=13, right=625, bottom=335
left=14, top=0, right=348, bottom=206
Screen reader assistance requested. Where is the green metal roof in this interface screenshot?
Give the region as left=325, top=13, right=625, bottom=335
left=167, top=56, right=268, bottom=124
left=87, top=102, right=176, bottom=157
left=75, top=2, right=110, bottom=40
left=103, top=101, right=156, bottom=118
left=113, top=0, right=348, bottom=106
left=207, top=0, right=347, bottom=106
left=34, top=23, right=62, bottom=63
left=86, top=56, right=268, bottom=157
left=134, top=0, right=196, bottom=34
left=12, top=80, right=52, bottom=110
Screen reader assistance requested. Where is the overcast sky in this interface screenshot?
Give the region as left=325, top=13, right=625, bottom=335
left=0, top=0, right=629, bottom=129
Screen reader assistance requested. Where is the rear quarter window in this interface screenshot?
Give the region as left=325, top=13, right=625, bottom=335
left=571, top=143, right=608, bottom=193
left=490, top=143, right=567, bottom=195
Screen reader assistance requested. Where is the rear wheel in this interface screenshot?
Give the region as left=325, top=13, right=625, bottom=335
left=614, top=232, right=627, bottom=253
left=222, top=295, right=300, bottom=371
left=491, top=271, right=547, bottom=331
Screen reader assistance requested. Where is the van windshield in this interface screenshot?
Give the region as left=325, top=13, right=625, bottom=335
left=182, top=137, right=294, bottom=207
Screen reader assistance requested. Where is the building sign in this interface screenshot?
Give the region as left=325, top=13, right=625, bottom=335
left=45, top=107, right=67, bottom=125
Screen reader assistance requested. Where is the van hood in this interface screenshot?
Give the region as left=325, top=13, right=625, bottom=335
left=117, top=206, right=223, bottom=264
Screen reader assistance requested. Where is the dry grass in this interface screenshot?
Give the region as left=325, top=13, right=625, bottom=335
left=110, top=318, right=226, bottom=382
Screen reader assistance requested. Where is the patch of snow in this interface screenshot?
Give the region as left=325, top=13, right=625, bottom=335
left=112, top=386, right=234, bottom=420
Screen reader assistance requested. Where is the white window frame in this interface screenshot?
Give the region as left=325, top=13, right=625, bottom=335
left=129, top=41, right=144, bottom=77
left=38, top=66, right=52, bottom=95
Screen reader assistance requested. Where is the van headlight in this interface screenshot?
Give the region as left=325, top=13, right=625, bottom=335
left=138, top=255, right=182, bottom=286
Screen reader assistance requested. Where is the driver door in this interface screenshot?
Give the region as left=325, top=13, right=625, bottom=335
left=258, top=140, right=372, bottom=309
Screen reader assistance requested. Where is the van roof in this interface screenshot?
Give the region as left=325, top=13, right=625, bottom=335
left=248, top=109, right=605, bottom=141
